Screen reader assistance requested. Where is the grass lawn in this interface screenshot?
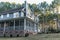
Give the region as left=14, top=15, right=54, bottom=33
left=0, top=33, right=60, bottom=40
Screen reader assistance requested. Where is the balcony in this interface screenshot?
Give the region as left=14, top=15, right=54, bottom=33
left=0, top=12, right=24, bottom=21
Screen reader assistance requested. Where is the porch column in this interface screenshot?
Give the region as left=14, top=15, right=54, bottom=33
left=14, top=20, right=15, bottom=30
left=34, top=23, right=38, bottom=33
left=3, top=22, right=6, bottom=34
left=24, top=18, right=26, bottom=31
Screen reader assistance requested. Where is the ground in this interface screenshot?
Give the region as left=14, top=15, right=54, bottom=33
left=0, top=33, right=60, bottom=40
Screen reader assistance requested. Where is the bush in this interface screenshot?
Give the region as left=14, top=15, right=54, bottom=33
left=25, top=33, right=29, bottom=37
left=48, top=27, right=57, bottom=33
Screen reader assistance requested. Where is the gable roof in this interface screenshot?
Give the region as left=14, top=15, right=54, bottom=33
left=0, top=6, right=26, bottom=15
left=0, top=1, right=32, bottom=15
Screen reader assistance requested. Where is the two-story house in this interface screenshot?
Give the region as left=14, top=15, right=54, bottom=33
left=0, top=1, right=38, bottom=37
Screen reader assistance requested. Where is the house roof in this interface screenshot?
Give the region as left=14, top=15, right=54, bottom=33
left=0, top=6, right=25, bottom=15
left=0, top=1, right=33, bottom=15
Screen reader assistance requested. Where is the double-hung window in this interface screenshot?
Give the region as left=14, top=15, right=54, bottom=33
left=3, top=14, right=7, bottom=19
left=9, top=13, right=13, bottom=18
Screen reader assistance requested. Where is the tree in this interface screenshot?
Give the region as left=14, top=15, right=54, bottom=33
left=0, top=2, right=21, bottom=12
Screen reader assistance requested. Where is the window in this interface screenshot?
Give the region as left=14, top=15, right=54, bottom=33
left=9, top=20, right=14, bottom=26
left=13, top=12, right=19, bottom=18
left=19, top=11, right=21, bottom=17
left=0, top=22, right=4, bottom=27
left=21, top=12, right=24, bottom=17
left=6, top=21, right=10, bottom=27
left=20, top=19, right=24, bottom=30
left=7, top=14, right=9, bottom=17
left=1, top=15, right=3, bottom=18
left=15, top=20, right=19, bottom=26
left=3, top=14, right=7, bottom=18
left=24, top=12, right=26, bottom=16
left=26, top=20, right=29, bottom=26
left=9, top=13, right=13, bottom=18
left=20, top=19, right=24, bottom=26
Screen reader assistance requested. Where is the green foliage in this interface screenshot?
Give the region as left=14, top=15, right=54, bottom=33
left=0, top=2, right=21, bottom=12
left=0, top=1, right=58, bottom=24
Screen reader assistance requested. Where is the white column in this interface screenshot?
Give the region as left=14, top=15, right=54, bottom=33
left=34, top=23, right=37, bottom=33
left=14, top=20, right=15, bottom=30
left=3, top=22, right=6, bottom=34
left=24, top=18, right=26, bottom=30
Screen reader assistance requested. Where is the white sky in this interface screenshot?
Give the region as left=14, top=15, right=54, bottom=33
left=0, top=0, right=53, bottom=4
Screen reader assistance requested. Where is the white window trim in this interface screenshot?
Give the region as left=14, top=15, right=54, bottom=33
left=13, top=12, right=19, bottom=18
left=7, top=14, right=9, bottom=17
left=1, top=15, right=3, bottom=18
left=21, top=12, right=24, bottom=17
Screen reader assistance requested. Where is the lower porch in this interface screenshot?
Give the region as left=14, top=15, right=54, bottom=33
left=0, top=18, right=38, bottom=36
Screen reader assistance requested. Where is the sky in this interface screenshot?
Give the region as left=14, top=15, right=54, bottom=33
left=0, top=0, right=54, bottom=4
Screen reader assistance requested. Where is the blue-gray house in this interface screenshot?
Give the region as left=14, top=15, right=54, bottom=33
left=0, top=1, right=38, bottom=37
